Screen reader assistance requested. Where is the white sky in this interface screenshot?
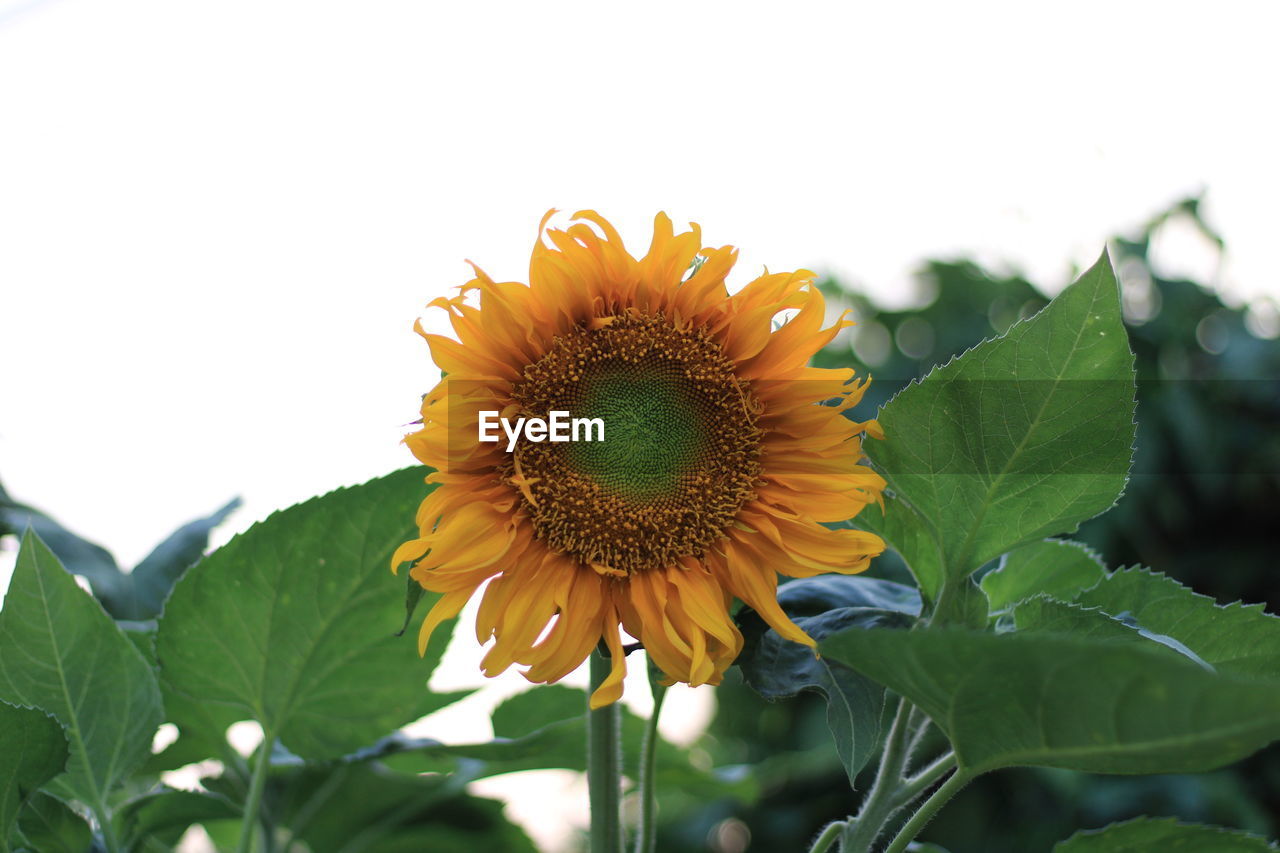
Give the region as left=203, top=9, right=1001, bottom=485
left=2, top=2, right=1278, bottom=849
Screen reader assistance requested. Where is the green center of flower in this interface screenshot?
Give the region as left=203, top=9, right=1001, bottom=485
left=504, top=313, right=762, bottom=573
left=566, top=361, right=708, bottom=501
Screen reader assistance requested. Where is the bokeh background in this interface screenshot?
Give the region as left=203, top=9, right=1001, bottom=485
left=2, top=2, right=1278, bottom=850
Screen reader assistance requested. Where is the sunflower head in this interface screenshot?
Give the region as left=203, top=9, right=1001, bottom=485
left=393, top=211, right=885, bottom=708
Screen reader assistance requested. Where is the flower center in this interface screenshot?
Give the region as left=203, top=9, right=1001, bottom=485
left=506, top=314, right=762, bottom=573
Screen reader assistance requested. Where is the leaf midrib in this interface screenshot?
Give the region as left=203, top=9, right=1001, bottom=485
left=944, top=272, right=1109, bottom=575
left=30, top=547, right=109, bottom=816
left=962, top=710, right=1280, bottom=773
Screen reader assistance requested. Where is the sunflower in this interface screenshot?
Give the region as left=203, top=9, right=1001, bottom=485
left=392, top=211, right=885, bottom=708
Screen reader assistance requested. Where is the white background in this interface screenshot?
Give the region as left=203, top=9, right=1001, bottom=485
left=2, top=2, right=1278, bottom=849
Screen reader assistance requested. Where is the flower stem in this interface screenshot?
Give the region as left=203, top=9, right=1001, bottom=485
left=237, top=731, right=274, bottom=853
left=841, top=695, right=915, bottom=851
left=93, top=803, right=121, bottom=853
left=807, top=820, right=846, bottom=853
left=882, top=768, right=973, bottom=853
left=588, top=651, right=624, bottom=853
left=892, top=751, right=957, bottom=808
left=634, top=671, right=667, bottom=853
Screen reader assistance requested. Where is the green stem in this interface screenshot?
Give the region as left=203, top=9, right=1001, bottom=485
left=237, top=731, right=274, bottom=853
left=93, top=803, right=121, bottom=853
left=807, top=820, right=846, bottom=853
left=635, top=673, right=668, bottom=853
left=588, top=651, right=623, bottom=853
left=892, top=751, right=957, bottom=808
left=882, top=768, right=973, bottom=853
left=841, top=695, right=915, bottom=851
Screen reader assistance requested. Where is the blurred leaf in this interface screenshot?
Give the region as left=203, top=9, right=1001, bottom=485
left=260, top=762, right=536, bottom=853
left=736, top=576, right=920, bottom=784
left=116, top=789, right=238, bottom=850
left=0, top=482, right=238, bottom=621
left=0, top=486, right=127, bottom=610
left=982, top=539, right=1107, bottom=612
left=13, top=793, right=89, bottom=853
left=767, top=576, right=923, bottom=618
left=377, top=685, right=755, bottom=801
left=0, top=534, right=162, bottom=812
left=866, top=251, right=1136, bottom=585
left=490, top=682, right=583, bottom=739
left=156, top=467, right=457, bottom=760
left=118, top=498, right=241, bottom=620
left=0, top=703, right=68, bottom=852
left=821, top=627, right=1280, bottom=774
left=1053, top=816, right=1278, bottom=851
left=1073, top=568, right=1280, bottom=679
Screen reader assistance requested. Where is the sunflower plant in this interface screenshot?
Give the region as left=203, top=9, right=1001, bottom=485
left=1, top=212, right=1278, bottom=853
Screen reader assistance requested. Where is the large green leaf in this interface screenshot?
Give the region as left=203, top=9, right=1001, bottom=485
left=0, top=702, right=68, bottom=852
left=1054, top=817, right=1278, bottom=851
left=156, top=467, right=458, bottom=760
left=865, top=252, right=1136, bottom=583
left=0, top=534, right=162, bottom=812
left=820, top=627, right=1280, bottom=774
left=1013, top=597, right=1212, bottom=669
left=1073, top=568, right=1280, bottom=679
left=981, top=539, right=1106, bottom=612
left=736, top=576, right=920, bottom=784
left=844, top=498, right=944, bottom=602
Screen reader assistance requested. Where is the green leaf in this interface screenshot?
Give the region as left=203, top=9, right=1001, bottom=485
left=119, top=622, right=248, bottom=776
left=259, top=763, right=537, bottom=853
left=397, top=568, right=426, bottom=638
left=13, top=793, right=90, bottom=853
left=866, top=251, right=1136, bottom=582
left=844, top=499, right=944, bottom=602
left=735, top=576, right=920, bottom=783
left=0, top=486, right=238, bottom=621
left=1053, top=817, right=1278, bottom=851
left=1073, top=568, right=1280, bottom=679
left=931, top=575, right=989, bottom=629
left=0, top=490, right=127, bottom=612
left=377, top=686, right=754, bottom=801
left=820, top=626, right=1280, bottom=774
left=116, top=789, right=238, bottom=850
left=0, top=702, right=68, bottom=852
left=119, top=498, right=241, bottom=620
left=0, top=534, right=162, bottom=813
left=1014, top=597, right=1213, bottom=670
left=156, top=467, right=457, bottom=760
left=981, top=539, right=1106, bottom=612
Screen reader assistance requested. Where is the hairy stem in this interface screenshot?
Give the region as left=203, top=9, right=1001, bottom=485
left=635, top=672, right=668, bottom=853
left=892, top=751, right=958, bottom=808
left=588, top=651, right=624, bottom=853
left=807, top=820, right=846, bottom=853
left=883, top=768, right=974, bottom=853
left=841, top=695, right=915, bottom=851
left=236, top=732, right=274, bottom=853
